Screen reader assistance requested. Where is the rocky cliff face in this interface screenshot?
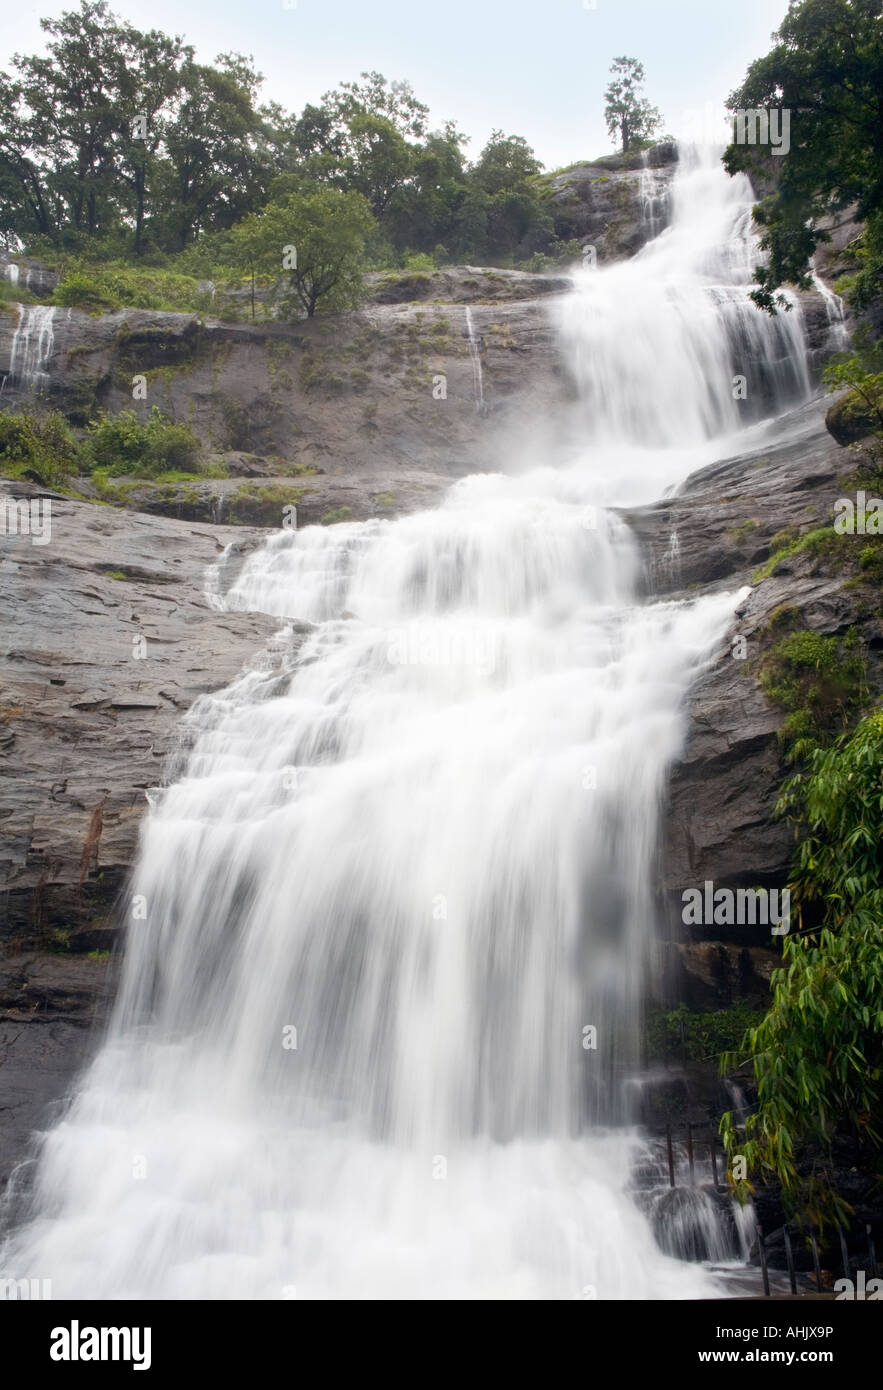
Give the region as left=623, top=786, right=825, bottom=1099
left=0, top=483, right=279, bottom=942
left=0, top=271, right=571, bottom=521
left=627, top=398, right=883, bottom=975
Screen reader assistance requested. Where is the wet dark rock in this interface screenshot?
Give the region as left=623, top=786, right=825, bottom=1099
left=826, top=386, right=883, bottom=445
left=624, top=398, right=883, bottom=917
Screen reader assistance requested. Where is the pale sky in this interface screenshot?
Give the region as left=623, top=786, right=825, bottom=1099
left=0, top=0, right=791, bottom=169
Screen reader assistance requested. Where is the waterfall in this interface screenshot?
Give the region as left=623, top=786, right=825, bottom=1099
left=464, top=305, right=486, bottom=415
left=3, top=263, right=20, bottom=289
left=1, top=145, right=813, bottom=1300
left=812, top=269, right=849, bottom=351
left=556, top=147, right=809, bottom=453
left=639, top=150, right=669, bottom=241
left=8, top=304, right=56, bottom=393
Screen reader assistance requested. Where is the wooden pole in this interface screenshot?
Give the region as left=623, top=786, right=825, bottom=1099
left=757, top=1224, right=770, bottom=1297
left=783, top=1223, right=797, bottom=1295
left=665, top=1125, right=675, bottom=1188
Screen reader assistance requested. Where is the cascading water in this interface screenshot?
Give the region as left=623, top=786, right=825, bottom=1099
left=557, top=146, right=809, bottom=456
left=464, top=305, right=486, bottom=415
left=639, top=150, right=669, bottom=242
left=8, top=304, right=56, bottom=393
left=1, top=146, right=814, bottom=1299
left=811, top=269, right=849, bottom=351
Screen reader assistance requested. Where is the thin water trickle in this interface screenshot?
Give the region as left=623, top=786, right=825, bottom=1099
left=812, top=269, right=849, bottom=351
left=1, top=146, right=818, bottom=1299
left=464, top=305, right=486, bottom=415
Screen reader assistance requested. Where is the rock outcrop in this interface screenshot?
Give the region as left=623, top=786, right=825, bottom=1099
left=627, top=398, right=883, bottom=937
left=0, top=282, right=569, bottom=494
left=544, top=144, right=678, bottom=259
left=0, top=482, right=278, bottom=942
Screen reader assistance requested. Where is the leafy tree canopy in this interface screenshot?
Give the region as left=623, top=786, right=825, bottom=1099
left=723, top=0, right=883, bottom=313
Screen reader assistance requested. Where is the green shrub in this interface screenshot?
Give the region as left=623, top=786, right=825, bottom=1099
left=319, top=505, right=353, bottom=525
left=0, top=409, right=84, bottom=485
left=0, top=278, right=39, bottom=306
left=401, top=251, right=436, bottom=272
left=54, top=261, right=214, bottom=314
left=54, top=271, right=115, bottom=311
left=759, top=627, right=866, bottom=758
left=86, top=407, right=201, bottom=476
left=646, top=1004, right=765, bottom=1062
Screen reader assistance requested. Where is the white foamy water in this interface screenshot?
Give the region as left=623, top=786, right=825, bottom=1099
left=1, top=147, right=813, bottom=1299
left=8, top=304, right=56, bottom=392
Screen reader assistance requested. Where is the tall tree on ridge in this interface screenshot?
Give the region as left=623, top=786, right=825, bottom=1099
left=604, top=56, right=662, bottom=155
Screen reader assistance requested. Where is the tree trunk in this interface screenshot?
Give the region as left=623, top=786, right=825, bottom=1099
left=134, top=167, right=146, bottom=257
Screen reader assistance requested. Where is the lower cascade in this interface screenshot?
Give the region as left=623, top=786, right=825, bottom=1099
left=2, top=146, right=816, bottom=1299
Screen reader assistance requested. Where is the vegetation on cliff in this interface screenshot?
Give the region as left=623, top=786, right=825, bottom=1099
left=722, top=711, right=883, bottom=1227
left=0, top=405, right=202, bottom=484
left=719, top=0, right=883, bottom=1229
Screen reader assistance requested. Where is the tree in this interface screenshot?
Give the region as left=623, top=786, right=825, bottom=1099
left=3, top=0, right=131, bottom=244
left=160, top=55, right=275, bottom=250
left=322, top=71, right=429, bottom=141
left=0, top=3, right=275, bottom=257
left=112, top=24, right=187, bottom=256
left=461, top=131, right=549, bottom=262
left=229, top=189, right=375, bottom=318
left=344, top=113, right=413, bottom=218
left=724, top=0, right=883, bottom=313
left=0, top=73, right=53, bottom=244
left=387, top=123, right=469, bottom=256
left=604, top=57, right=662, bottom=154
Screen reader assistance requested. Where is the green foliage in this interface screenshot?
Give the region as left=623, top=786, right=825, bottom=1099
left=646, top=1004, right=766, bottom=1062
left=0, top=277, right=39, bottom=306
left=230, top=189, right=375, bottom=318
left=823, top=335, right=883, bottom=436
left=225, top=481, right=304, bottom=524
left=0, top=9, right=564, bottom=271
left=0, top=2, right=274, bottom=256
left=0, top=6, right=685, bottom=279
left=604, top=57, right=662, bottom=154
left=723, top=0, right=883, bottom=315
left=759, top=626, right=866, bottom=759
left=0, top=409, right=84, bottom=485
left=320, top=505, right=353, bottom=524
left=722, top=709, right=883, bottom=1226
left=753, top=526, right=839, bottom=581
left=54, top=260, right=213, bottom=313
left=86, top=406, right=201, bottom=475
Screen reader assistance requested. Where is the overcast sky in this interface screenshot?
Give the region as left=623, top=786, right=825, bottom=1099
left=0, top=0, right=791, bottom=169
